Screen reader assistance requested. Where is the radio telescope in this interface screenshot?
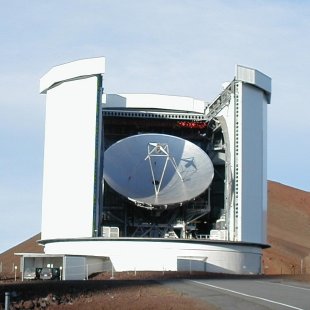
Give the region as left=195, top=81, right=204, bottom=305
left=103, top=133, right=214, bottom=206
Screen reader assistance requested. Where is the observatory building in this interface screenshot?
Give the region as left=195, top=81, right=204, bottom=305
left=36, top=57, right=271, bottom=276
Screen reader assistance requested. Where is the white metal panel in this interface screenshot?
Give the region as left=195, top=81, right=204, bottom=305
left=41, top=76, right=99, bottom=240
left=236, top=65, right=271, bottom=99
left=40, top=57, right=105, bottom=94
left=104, top=93, right=206, bottom=113
left=261, top=97, right=268, bottom=244
left=239, top=83, right=267, bottom=244
left=235, top=81, right=243, bottom=241
left=64, top=256, right=86, bottom=280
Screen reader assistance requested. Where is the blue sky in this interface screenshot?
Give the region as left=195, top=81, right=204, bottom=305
left=0, top=0, right=309, bottom=253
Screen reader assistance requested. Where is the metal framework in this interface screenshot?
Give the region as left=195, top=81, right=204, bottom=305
left=145, top=143, right=183, bottom=197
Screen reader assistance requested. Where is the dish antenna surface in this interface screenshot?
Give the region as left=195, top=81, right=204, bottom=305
left=103, top=134, right=214, bottom=206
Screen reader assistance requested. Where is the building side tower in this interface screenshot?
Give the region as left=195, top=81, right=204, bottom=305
left=234, top=66, right=271, bottom=244
left=40, top=57, right=105, bottom=240
left=211, top=65, right=271, bottom=244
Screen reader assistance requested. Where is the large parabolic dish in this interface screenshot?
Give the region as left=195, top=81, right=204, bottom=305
left=103, top=134, right=214, bottom=206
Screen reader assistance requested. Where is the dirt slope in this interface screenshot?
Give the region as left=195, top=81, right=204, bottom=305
left=0, top=233, right=43, bottom=278
left=263, top=181, right=310, bottom=274
left=1, top=181, right=309, bottom=276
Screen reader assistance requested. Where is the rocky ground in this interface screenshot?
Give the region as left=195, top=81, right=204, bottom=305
left=1, top=272, right=309, bottom=310
left=0, top=272, right=218, bottom=310
left=0, top=283, right=215, bottom=310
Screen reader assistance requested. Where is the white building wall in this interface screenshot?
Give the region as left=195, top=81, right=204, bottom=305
left=233, top=66, right=270, bottom=244
left=104, top=93, right=206, bottom=113
left=41, top=75, right=101, bottom=240
left=239, top=83, right=268, bottom=243
left=216, top=65, right=270, bottom=244
left=44, top=240, right=263, bottom=274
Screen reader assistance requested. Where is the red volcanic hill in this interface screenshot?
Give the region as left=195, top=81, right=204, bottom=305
left=0, top=233, right=43, bottom=278
left=263, top=181, right=310, bottom=275
left=1, top=181, right=309, bottom=276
